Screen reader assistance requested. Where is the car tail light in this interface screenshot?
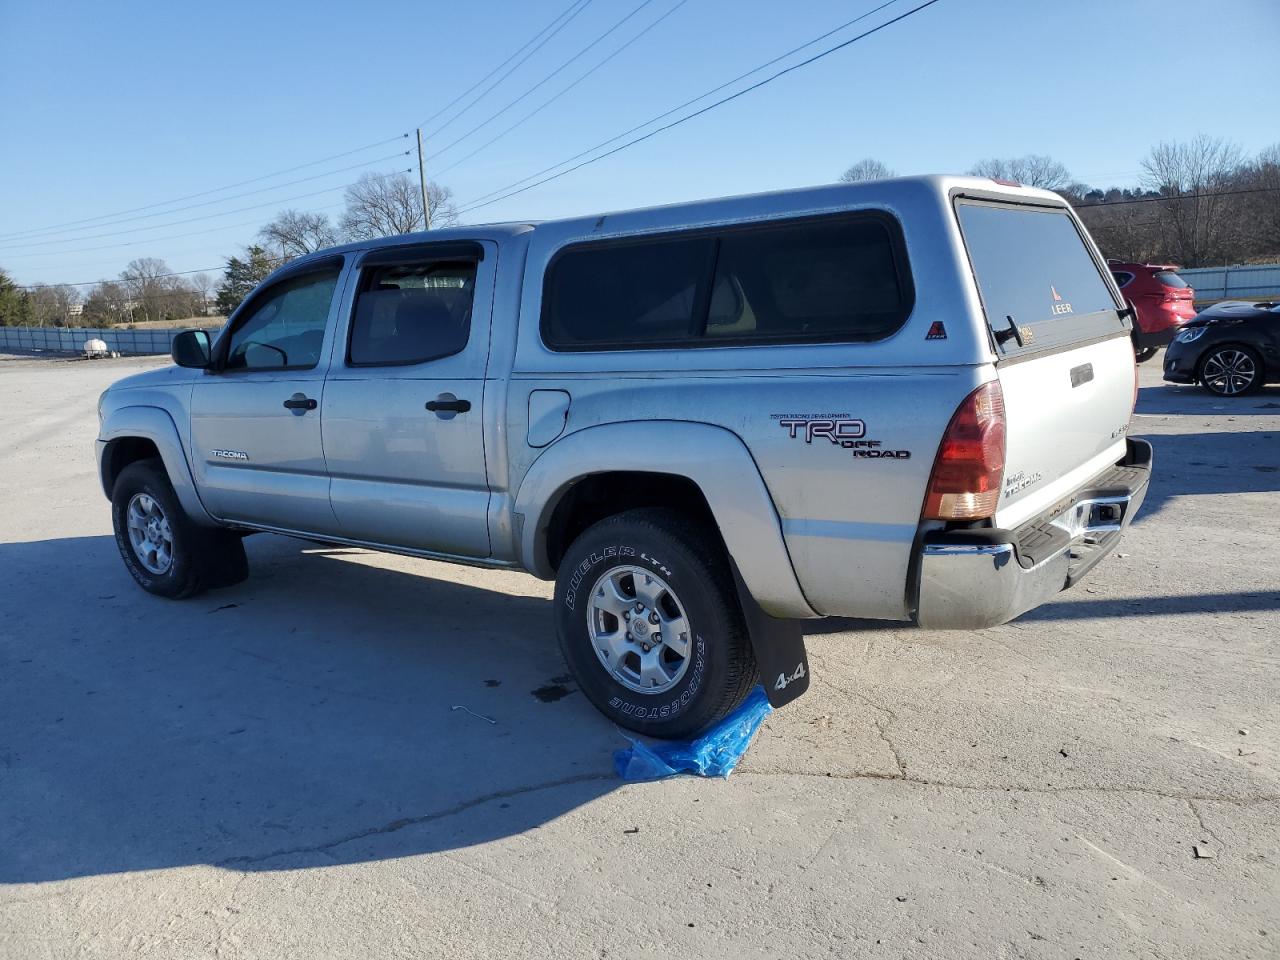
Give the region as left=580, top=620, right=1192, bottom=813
left=1133, top=358, right=1140, bottom=413
left=922, top=381, right=1006, bottom=521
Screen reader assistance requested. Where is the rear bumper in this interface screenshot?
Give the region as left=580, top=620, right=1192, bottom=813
left=913, top=438, right=1153, bottom=629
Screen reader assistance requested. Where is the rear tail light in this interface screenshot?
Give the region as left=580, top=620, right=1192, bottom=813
left=922, top=381, right=1006, bottom=521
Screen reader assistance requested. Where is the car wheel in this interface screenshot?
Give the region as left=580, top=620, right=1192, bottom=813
left=111, top=459, right=248, bottom=599
left=1198, top=345, right=1262, bottom=397
left=1133, top=346, right=1158, bottom=364
left=554, top=508, right=757, bottom=739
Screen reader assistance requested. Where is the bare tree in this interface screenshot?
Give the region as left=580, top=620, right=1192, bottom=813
left=190, top=272, right=216, bottom=315
left=119, top=258, right=172, bottom=323
left=839, top=158, right=895, bottom=183
left=968, top=154, right=1073, bottom=192
left=1141, top=136, right=1246, bottom=266
left=339, top=172, right=459, bottom=240
left=27, top=284, right=81, bottom=326
left=1241, top=142, right=1280, bottom=261
left=118, top=258, right=202, bottom=322
left=258, top=209, right=338, bottom=260
left=82, top=280, right=131, bottom=327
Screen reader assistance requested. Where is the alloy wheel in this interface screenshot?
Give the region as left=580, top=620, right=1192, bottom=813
left=587, top=565, right=692, bottom=695
left=125, top=493, right=174, bottom=575
left=1201, top=349, right=1256, bottom=396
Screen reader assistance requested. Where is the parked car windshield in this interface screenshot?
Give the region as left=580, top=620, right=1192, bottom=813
left=956, top=200, right=1123, bottom=356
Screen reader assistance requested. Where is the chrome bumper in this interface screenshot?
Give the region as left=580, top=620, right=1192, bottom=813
left=914, top=438, right=1153, bottom=630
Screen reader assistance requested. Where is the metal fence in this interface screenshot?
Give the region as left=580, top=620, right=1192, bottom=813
left=0, top=325, right=222, bottom=356
left=1180, top=263, right=1280, bottom=304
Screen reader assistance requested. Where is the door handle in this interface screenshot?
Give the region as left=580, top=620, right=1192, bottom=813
left=425, top=395, right=471, bottom=414
left=283, top=394, right=317, bottom=411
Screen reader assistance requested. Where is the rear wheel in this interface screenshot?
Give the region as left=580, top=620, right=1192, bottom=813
left=1134, top=346, right=1158, bottom=364
left=554, top=508, right=757, bottom=739
left=1199, top=345, right=1262, bottom=397
left=111, top=459, right=247, bottom=599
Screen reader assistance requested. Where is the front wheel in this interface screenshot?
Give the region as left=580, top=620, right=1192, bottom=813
left=1199, top=345, right=1262, bottom=396
left=111, top=459, right=247, bottom=599
left=554, top=508, right=757, bottom=739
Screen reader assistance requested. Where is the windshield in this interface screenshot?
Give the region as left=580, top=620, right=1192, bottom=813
left=956, top=200, right=1123, bottom=356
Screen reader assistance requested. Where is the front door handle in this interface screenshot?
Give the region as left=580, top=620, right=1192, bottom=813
left=425, top=394, right=471, bottom=415
left=283, top=393, right=317, bottom=411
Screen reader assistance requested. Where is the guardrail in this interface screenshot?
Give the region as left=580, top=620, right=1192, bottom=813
left=0, top=325, right=222, bottom=356
left=1180, top=263, right=1280, bottom=304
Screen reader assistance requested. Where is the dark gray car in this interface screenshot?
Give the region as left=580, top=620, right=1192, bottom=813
left=1163, top=300, right=1280, bottom=396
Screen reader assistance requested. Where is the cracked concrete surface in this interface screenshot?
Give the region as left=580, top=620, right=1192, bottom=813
left=1, top=356, right=1277, bottom=959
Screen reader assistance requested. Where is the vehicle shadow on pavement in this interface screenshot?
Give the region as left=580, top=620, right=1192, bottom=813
left=1136, top=382, right=1280, bottom=418
left=0, top=534, right=624, bottom=883
left=1135, top=430, right=1280, bottom=522
left=1024, top=588, right=1280, bottom=622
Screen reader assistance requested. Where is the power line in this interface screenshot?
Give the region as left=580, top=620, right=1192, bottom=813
left=2, top=4, right=590, bottom=244
left=20, top=264, right=254, bottom=290
left=423, top=0, right=595, bottom=138
left=435, top=0, right=691, bottom=179
left=2, top=151, right=411, bottom=245
left=0, top=169, right=411, bottom=252
left=425, top=0, right=659, bottom=163
left=1, top=201, right=349, bottom=260
left=455, top=0, right=906, bottom=212
left=419, top=0, right=588, bottom=130
left=0, top=135, right=410, bottom=241
left=456, top=0, right=944, bottom=216
left=2, top=3, right=595, bottom=256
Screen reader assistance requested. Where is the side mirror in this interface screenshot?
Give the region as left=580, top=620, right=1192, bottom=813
left=171, top=329, right=211, bottom=369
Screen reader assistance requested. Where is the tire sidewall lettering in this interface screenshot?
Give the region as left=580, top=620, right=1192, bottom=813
left=563, top=544, right=635, bottom=612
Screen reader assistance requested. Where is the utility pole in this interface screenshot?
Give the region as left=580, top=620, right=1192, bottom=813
left=416, top=128, right=432, bottom=231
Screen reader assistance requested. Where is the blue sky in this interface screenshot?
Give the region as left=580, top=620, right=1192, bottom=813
left=2, top=0, right=1277, bottom=288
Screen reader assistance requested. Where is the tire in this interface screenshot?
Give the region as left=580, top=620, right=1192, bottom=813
left=554, top=508, right=757, bottom=739
left=1133, top=345, right=1158, bottom=364
left=111, top=459, right=248, bottom=599
left=1198, top=345, right=1263, bottom=397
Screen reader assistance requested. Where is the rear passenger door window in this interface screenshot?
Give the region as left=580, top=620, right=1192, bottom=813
left=541, top=213, right=912, bottom=351
left=348, top=260, right=477, bottom=366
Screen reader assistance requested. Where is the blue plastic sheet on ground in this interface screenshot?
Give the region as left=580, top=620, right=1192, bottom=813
left=613, top=686, right=773, bottom=781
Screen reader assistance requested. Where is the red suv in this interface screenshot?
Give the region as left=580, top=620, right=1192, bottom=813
left=1109, top=261, right=1197, bottom=362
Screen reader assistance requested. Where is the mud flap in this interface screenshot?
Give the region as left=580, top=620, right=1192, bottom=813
left=729, top=560, right=810, bottom=708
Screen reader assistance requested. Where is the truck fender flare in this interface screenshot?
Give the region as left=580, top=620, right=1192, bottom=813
left=514, top=420, right=817, bottom=620
left=99, top=405, right=215, bottom=526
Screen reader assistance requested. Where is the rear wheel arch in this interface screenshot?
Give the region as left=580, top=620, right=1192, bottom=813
left=543, top=471, right=722, bottom=573
left=513, top=421, right=817, bottom=619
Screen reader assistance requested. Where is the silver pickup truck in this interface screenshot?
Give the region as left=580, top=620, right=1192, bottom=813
left=97, top=176, right=1152, bottom=737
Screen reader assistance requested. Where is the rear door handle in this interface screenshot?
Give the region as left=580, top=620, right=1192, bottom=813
left=283, top=394, right=317, bottom=411
left=425, top=395, right=471, bottom=414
